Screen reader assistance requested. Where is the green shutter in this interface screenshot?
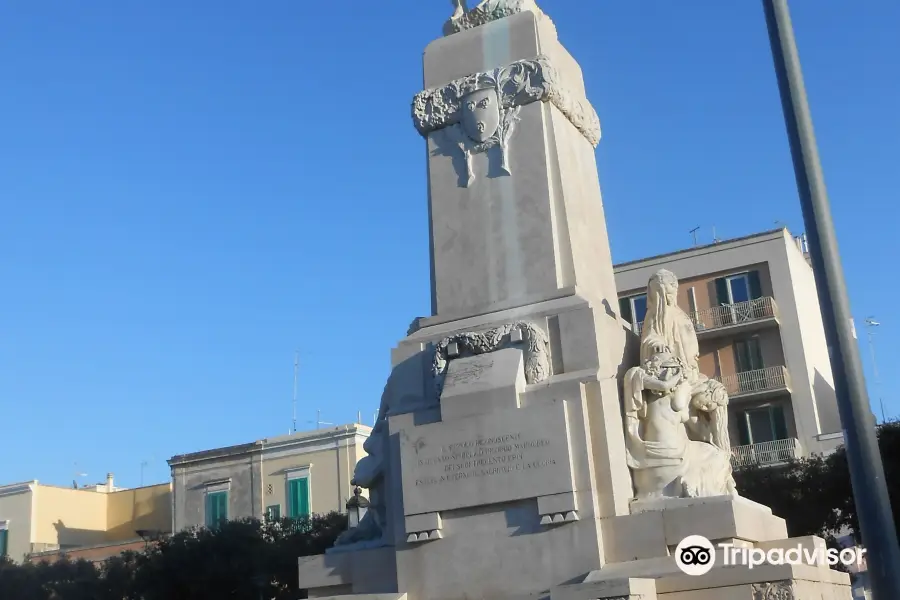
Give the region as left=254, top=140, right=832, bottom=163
left=748, top=271, right=763, bottom=300
left=714, top=277, right=730, bottom=305
left=288, top=478, right=311, bottom=518
left=218, top=492, right=228, bottom=522
left=205, top=491, right=228, bottom=527
left=0, top=530, right=7, bottom=557
left=618, top=297, right=633, bottom=324
left=752, top=339, right=764, bottom=370
left=772, top=405, right=789, bottom=440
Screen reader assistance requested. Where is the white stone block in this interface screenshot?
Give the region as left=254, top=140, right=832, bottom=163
left=393, top=401, right=575, bottom=516
left=439, top=348, right=525, bottom=420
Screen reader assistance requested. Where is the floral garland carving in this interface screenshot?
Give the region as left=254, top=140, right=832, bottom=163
left=432, top=321, right=552, bottom=398
left=412, top=55, right=601, bottom=148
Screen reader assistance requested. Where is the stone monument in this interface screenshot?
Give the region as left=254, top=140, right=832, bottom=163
left=298, top=2, right=853, bottom=599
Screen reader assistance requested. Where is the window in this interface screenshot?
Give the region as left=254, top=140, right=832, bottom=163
left=737, top=405, right=789, bottom=446
left=714, top=271, right=764, bottom=326
left=287, top=473, right=311, bottom=519
left=205, top=491, right=228, bottom=528
left=265, top=505, right=281, bottom=521
left=618, top=294, right=648, bottom=329
left=734, top=338, right=764, bottom=373
left=0, top=522, right=8, bottom=558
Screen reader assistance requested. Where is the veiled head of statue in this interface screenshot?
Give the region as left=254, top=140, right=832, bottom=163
left=649, top=269, right=679, bottom=307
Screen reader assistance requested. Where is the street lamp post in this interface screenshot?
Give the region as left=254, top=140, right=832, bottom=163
left=761, top=1, right=900, bottom=597
left=865, top=318, right=886, bottom=423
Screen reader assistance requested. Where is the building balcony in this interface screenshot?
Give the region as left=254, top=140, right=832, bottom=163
left=716, top=365, right=791, bottom=400
left=692, top=296, right=780, bottom=338
left=731, top=438, right=801, bottom=468
left=635, top=297, right=779, bottom=339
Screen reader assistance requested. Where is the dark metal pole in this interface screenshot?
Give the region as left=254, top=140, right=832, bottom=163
left=762, top=1, right=900, bottom=597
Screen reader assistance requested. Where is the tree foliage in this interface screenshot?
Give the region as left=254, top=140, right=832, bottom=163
left=735, top=420, right=900, bottom=544
left=0, top=512, right=346, bottom=600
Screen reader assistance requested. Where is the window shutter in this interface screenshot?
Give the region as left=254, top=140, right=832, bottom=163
left=737, top=412, right=751, bottom=446
left=618, top=297, right=633, bottom=324
left=205, top=494, right=214, bottom=528
left=218, top=493, right=228, bottom=522
left=0, top=530, right=7, bottom=557
left=714, top=277, right=730, bottom=305
left=298, top=478, right=310, bottom=517
left=772, top=406, right=789, bottom=440
left=752, top=339, right=764, bottom=370
left=748, top=271, right=763, bottom=300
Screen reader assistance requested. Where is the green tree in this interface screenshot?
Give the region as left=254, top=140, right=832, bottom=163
left=0, top=512, right=347, bottom=600
left=736, top=420, right=900, bottom=544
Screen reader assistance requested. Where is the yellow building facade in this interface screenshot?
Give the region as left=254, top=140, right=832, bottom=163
left=169, top=424, right=370, bottom=531
left=0, top=476, right=172, bottom=563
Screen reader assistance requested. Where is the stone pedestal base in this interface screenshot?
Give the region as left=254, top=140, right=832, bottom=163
left=554, top=569, right=852, bottom=599
left=298, top=547, right=398, bottom=598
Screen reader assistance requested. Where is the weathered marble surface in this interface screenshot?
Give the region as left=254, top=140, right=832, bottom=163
left=444, top=0, right=545, bottom=37
left=624, top=269, right=737, bottom=500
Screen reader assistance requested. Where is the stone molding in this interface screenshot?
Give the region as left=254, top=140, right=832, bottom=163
left=443, top=0, right=545, bottom=37
left=412, top=55, right=601, bottom=148
left=432, top=321, right=552, bottom=398
left=752, top=580, right=795, bottom=600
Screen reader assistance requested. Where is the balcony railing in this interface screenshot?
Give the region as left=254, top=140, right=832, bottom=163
left=716, top=366, right=791, bottom=398
left=731, top=438, right=800, bottom=468
left=693, top=297, right=779, bottom=331
left=634, top=296, right=779, bottom=336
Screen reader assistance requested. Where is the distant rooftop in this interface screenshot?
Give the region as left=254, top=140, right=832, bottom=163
left=168, top=422, right=372, bottom=466
left=614, top=228, right=792, bottom=270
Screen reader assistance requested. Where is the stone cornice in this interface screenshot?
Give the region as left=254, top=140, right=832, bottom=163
left=411, top=55, right=600, bottom=148
left=443, top=0, right=545, bottom=37
left=0, top=481, right=37, bottom=498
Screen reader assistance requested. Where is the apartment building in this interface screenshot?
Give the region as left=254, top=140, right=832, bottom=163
left=614, top=228, right=844, bottom=467
left=168, top=423, right=371, bottom=531
left=0, top=475, right=171, bottom=563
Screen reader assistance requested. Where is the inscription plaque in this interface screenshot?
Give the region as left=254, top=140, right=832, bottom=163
left=394, top=401, right=575, bottom=515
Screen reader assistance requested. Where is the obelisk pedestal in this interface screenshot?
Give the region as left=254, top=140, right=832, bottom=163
left=297, top=4, right=853, bottom=600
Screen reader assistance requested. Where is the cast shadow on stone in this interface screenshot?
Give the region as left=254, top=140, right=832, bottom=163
left=429, top=130, right=510, bottom=188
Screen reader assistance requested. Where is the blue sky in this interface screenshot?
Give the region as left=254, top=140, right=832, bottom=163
left=1, top=2, right=897, bottom=490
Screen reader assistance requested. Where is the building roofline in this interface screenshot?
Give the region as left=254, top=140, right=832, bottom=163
left=168, top=441, right=261, bottom=466
left=168, top=423, right=372, bottom=466
left=0, top=480, right=37, bottom=497
left=261, top=423, right=372, bottom=446
left=613, top=228, right=790, bottom=271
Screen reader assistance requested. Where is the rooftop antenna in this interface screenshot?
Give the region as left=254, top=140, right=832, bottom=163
left=689, top=227, right=700, bottom=246
left=140, top=460, right=149, bottom=487
left=316, top=409, right=334, bottom=430
left=712, top=226, right=721, bottom=244
left=292, top=350, right=299, bottom=434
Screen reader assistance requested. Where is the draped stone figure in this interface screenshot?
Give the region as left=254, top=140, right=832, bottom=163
left=624, top=269, right=737, bottom=499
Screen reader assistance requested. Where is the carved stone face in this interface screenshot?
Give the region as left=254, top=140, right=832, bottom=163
left=663, top=281, right=678, bottom=306
left=460, top=88, right=500, bottom=143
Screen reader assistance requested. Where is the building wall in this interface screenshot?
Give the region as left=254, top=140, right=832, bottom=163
left=0, top=483, right=35, bottom=562
left=259, top=427, right=371, bottom=518
left=783, top=234, right=843, bottom=447
left=33, top=485, right=109, bottom=550
left=170, top=444, right=261, bottom=531
left=614, top=229, right=841, bottom=456
left=106, top=483, right=172, bottom=541
left=169, top=425, right=372, bottom=531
